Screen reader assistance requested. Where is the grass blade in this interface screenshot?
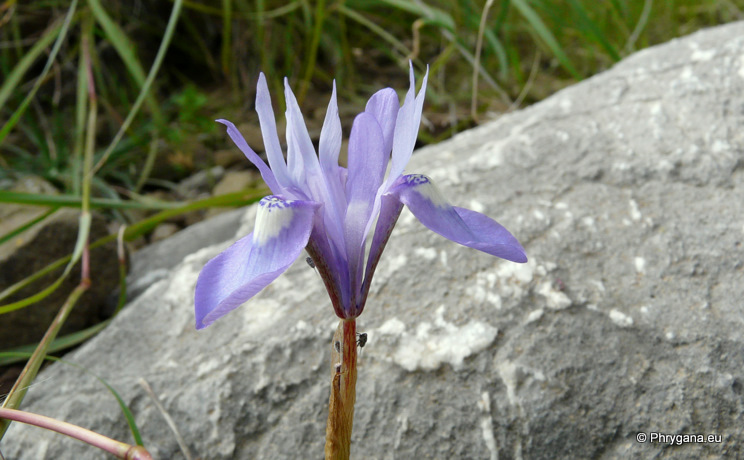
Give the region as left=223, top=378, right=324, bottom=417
left=566, top=0, right=621, bottom=62
left=0, top=0, right=78, bottom=145
left=90, top=0, right=184, bottom=174
left=0, top=192, right=181, bottom=210
left=0, top=208, right=58, bottom=245
left=86, top=0, right=163, bottom=125
left=511, top=0, right=581, bottom=79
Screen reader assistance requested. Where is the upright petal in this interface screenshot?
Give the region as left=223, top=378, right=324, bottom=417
left=318, top=81, right=348, bottom=238
left=217, top=119, right=280, bottom=194
left=319, top=80, right=342, bottom=174
left=386, top=63, right=429, bottom=189
left=365, top=87, right=399, bottom=157
left=284, top=77, right=321, bottom=188
left=255, top=73, right=291, bottom=189
left=345, top=113, right=386, bottom=294
left=390, top=174, right=527, bottom=263
left=195, top=196, right=320, bottom=329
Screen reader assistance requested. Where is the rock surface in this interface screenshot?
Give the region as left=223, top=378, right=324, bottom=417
left=4, top=22, right=744, bottom=459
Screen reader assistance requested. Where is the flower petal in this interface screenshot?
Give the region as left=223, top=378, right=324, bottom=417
left=216, top=119, right=281, bottom=194
left=345, top=113, right=386, bottom=293
left=385, top=63, right=429, bottom=189
left=365, top=87, right=399, bottom=156
left=195, top=196, right=320, bottom=329
left=255, top=73, right=291, bottom=189
left=284, top=77, right=321, bottom=188
left=317, top=81, right=348, bottom=241
left=359, top=192, right=404, bottom=315
left=319, top=80, right=342, bottom=175
left=391, top=174, right=527, bottom=263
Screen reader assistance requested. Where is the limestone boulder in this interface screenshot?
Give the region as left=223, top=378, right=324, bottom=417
left=4, top=22, right=744, bottom=459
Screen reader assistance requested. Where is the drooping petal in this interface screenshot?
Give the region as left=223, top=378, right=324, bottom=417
left=390, top=174, right=527, bottom=263
left=216, top=119, right=281, bottom=194
left=255, top=73, right=291, bottom=189
left=345, top=113, right=386, bottom=294
left=195, top=196, right=320, bottom=329
left=385, top=63, right=429, bottom=189
left=364, top=87, right=399, bottom=157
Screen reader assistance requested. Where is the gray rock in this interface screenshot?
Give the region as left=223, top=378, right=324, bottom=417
left=126, top=208, right=245, bottom=301
left=4, top=22, right=744, bottom=459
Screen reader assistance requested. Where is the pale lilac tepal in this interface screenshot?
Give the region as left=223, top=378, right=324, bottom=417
left=195, top=65, right=527, bottom=329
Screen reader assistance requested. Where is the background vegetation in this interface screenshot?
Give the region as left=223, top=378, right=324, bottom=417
left=2, top=0, right=742, bottom=197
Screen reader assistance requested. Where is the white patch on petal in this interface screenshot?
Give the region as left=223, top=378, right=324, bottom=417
left=406, top=174, right=449, bottom=209
left=253, top=197, right=296, bottom=245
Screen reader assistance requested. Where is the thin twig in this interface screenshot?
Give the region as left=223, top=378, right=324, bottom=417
left=624, top=0, right=653, bottom=54
left=509, top=50, right=541, bottom=112
left=471, top=0, right=496, bottom=123
left=138, top=379, right=194, bottom=460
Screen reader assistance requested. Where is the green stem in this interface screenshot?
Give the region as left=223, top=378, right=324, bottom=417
left=0, top=408, right=152, bottom=460
left=0, top=281, right=90, bottom=438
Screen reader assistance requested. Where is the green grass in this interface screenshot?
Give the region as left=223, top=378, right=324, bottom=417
left=2, top=0, right=741, bottom=196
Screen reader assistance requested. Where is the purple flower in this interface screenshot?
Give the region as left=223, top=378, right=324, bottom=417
left=195, top=65, right=527, bottom=329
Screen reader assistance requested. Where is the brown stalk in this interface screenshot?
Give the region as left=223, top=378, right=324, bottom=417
left=324, top=318, right=358, bottom=460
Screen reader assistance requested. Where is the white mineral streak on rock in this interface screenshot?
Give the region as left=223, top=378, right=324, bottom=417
left=629, top=199, right=642, bottom=221
left=380, top=307, right=498, bottom=371
left=634, top=257, right=646, bottom=274
left=467, top=271, right=503, bottom=308
left=525, top=309, right=544, bottom=324
left=469, top=199, right=486, bottom=213
left=414, top=247, right=437, bottom=261
left=478, top=392, right=498, bottom=460
left=536, top=281, right=571, bottom=310
left=609, top=309, right=633, bottom=328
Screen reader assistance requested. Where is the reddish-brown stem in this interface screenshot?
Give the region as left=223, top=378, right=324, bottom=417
left=324, top=318, right=358, bottom=460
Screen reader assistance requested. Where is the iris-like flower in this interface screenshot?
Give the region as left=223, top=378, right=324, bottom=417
left=195, top=65, right=527, bottom=329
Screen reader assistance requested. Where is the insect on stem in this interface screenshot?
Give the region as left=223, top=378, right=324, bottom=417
left=356, top=333, right=367, bottom=349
